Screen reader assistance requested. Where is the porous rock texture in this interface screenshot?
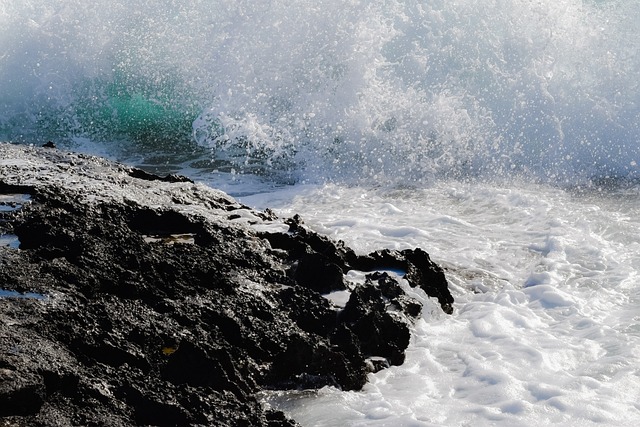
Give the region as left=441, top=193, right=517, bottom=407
left=0, top=143, right=453, bottom=426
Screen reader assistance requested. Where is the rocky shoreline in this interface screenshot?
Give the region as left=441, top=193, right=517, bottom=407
left=0, top=143, right=453, bottom=426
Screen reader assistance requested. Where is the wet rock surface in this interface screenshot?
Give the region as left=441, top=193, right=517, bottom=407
left=0, top=143, right=453, bottom=426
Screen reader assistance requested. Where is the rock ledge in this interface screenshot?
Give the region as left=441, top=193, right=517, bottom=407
left=0, top=143, right=453, bottom=426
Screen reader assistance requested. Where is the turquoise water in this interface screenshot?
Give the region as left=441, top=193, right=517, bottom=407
left=1, top=2, right=640, bottom=425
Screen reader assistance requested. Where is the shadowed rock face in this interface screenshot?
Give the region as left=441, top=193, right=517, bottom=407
left=0, top=143, right=453, bottom=426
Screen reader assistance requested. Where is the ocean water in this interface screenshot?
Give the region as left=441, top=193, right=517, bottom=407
left=2, top=1, right=640, bottom=425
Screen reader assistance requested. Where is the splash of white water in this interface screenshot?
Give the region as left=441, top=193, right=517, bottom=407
left=1, top=1, right=639, bottom=184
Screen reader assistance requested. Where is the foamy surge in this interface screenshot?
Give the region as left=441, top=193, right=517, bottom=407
left=245, top=182, right=640, bottom=426
left=3, top=2, right=640, bottom=425
left=1, top=1, right=640, bottom=184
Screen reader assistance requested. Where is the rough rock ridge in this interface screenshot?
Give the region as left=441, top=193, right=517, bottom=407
left=0, top=143, right=453, bottom=426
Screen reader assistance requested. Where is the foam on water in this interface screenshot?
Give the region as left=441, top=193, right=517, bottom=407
left=3, top=1, right=640, bottom=425
left=246, top=182, right=640, bottom=425
left=1, top=0, right=640, bottom=185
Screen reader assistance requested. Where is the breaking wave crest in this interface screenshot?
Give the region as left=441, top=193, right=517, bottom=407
left=1, top=0, right=639, bottom=185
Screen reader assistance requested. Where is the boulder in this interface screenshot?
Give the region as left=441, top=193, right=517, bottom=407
left=0, top=143, right=453, bottom=426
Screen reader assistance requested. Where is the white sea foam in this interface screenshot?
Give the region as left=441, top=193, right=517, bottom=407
left=246, top=182, right=640, bottom=426
left=3, top=1, right=640, bottom=425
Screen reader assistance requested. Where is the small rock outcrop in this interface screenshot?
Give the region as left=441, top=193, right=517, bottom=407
left=0, top=143, right=453, bottom=426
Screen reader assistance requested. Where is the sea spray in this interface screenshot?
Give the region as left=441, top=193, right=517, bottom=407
left=3, top=3, right=640, bottom=425
left=1, top=0, right=639, bottom=184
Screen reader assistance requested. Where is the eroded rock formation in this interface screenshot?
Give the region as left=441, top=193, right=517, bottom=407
left=0, top=143, right=452, bottom=426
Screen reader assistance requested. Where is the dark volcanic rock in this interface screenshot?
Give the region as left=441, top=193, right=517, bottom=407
left=352, top=249, right=454, bottom=314
left=0, top=143, right=453, bottom=426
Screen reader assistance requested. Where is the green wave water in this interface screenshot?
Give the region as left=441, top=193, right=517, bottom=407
left=1, top=0, right=639, bottom=185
